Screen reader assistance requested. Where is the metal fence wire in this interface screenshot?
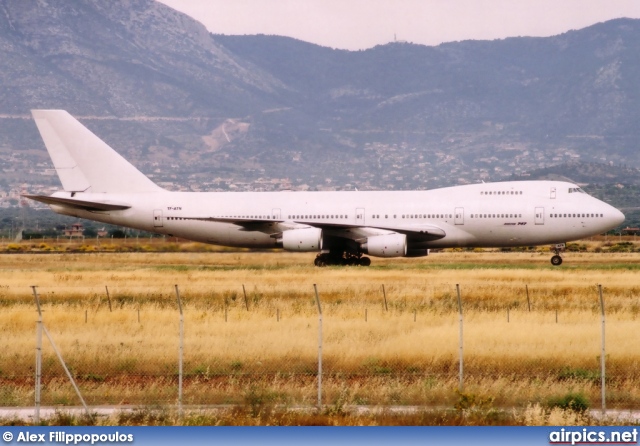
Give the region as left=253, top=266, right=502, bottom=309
left=1, top=283, right=638, bottom=413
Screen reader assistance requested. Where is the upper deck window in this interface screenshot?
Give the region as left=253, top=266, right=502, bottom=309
left=568, top=187, right=586, bottom=194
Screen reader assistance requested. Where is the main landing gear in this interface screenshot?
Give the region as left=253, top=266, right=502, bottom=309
left=314, top=251, right=371, bottom=267
left=550, top=243, right=565, bottom=266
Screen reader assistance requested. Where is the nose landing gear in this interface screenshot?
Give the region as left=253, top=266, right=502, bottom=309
left=550, top=243, right=565, bottom=266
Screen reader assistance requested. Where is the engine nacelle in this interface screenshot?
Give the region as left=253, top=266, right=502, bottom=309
left=362, top=233, right=407, bottom=258
left=280, top=227, right=323, bottom=252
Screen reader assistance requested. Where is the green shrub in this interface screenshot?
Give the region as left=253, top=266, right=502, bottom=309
left=547, top=392, right=590, bottom=413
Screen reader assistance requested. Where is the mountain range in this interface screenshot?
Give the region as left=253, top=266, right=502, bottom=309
left=1, top=0, right=640, bottom=194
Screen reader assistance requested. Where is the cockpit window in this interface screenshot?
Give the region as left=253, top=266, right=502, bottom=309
left=568, top=187, right=586, bottom=194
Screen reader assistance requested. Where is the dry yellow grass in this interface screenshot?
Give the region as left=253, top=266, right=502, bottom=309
left=2, top=250, right=640, bottom=306
left=1, top=249, right=640, bottom=410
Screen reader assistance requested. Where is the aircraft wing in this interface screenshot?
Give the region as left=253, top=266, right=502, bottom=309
left=372, top=224, right=446, bottom=241
left=22, top=194, right=131, bottom=212
left=186, top=217, right=446, bottom=241
left=184, top=217, right=308, bottom=235
left=319, top=223, right=446, bottom=242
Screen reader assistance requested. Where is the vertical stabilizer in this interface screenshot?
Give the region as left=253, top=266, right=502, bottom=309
left=31, top=110, right=162, bottom=194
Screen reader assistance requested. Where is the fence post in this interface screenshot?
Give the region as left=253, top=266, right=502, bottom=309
left=242, top=284, right=249, bottom=311
left=32, top=286, right=42, bottom=424
left=526, top=285, right=531, bottom=312
left=456, top=284, right=463, bottom=392
left=41, top=325, right=89, bottom=415
left=175, top=285, right=184, bottom=418
left=598, top=284, right=606, bottom=416
left=105, top=286, right=112, bottom=312
left=33, top=287, right=89, bottom=416
left=382, top=284, right=388, bottom=311
left=313, top=284, right=323, bottom=410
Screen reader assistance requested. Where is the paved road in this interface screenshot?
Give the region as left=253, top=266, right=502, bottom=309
left=1, top=405, right=640, bottom=423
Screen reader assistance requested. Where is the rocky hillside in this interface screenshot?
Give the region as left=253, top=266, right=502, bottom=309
left=1, top=0, right=639, bottom=193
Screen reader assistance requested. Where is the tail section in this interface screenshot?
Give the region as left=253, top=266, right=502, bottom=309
left=31, top=110, right=162, bottom=194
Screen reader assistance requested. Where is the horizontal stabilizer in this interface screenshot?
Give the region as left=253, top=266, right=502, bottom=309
left=22, top=194, right=131, bottom=212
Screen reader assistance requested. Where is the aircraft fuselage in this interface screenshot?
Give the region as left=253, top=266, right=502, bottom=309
left=48, top=180, right=623, bottom=250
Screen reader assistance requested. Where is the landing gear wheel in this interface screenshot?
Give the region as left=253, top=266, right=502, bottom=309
left=314, top=253, right=336, bottom=267
left=550, top=243, right=565, bottom=266
left=313, top=252, right=372, bottom=267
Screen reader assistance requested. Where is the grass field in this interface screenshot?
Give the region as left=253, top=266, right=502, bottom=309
left=1, top=240, right=640, bottom=425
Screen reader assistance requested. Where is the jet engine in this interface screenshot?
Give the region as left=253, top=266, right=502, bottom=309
left=361, top=233, right=407, bottom=257
left=280, top=227, right=323, bottom=252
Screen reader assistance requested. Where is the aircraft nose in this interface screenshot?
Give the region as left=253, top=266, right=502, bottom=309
left=613, top=207, right=625, bottom=226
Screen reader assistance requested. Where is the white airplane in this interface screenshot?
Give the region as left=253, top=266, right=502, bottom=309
left=25, top=110, right=625, bottom=266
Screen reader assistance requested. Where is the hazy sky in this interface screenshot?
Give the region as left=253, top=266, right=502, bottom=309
left=157, top=0, right=640, bottom=50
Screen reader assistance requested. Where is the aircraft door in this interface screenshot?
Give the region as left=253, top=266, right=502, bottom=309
left=355, top=208, right=365, bottom=225
left=153, top=209, right=163, bottom=227
left=534, top=207, right=544, bottom=225
left=272, top=208, right=281, bottom=220
left=454, top=207, right=464, bottom=225
left=550, top=187, right=556, bottom=199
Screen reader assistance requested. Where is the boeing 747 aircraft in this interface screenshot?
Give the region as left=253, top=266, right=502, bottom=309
left=25, top=110, right=625, bottom=266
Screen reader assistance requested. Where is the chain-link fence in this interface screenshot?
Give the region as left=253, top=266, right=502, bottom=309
left=1, top=282, right=639, bottom=413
